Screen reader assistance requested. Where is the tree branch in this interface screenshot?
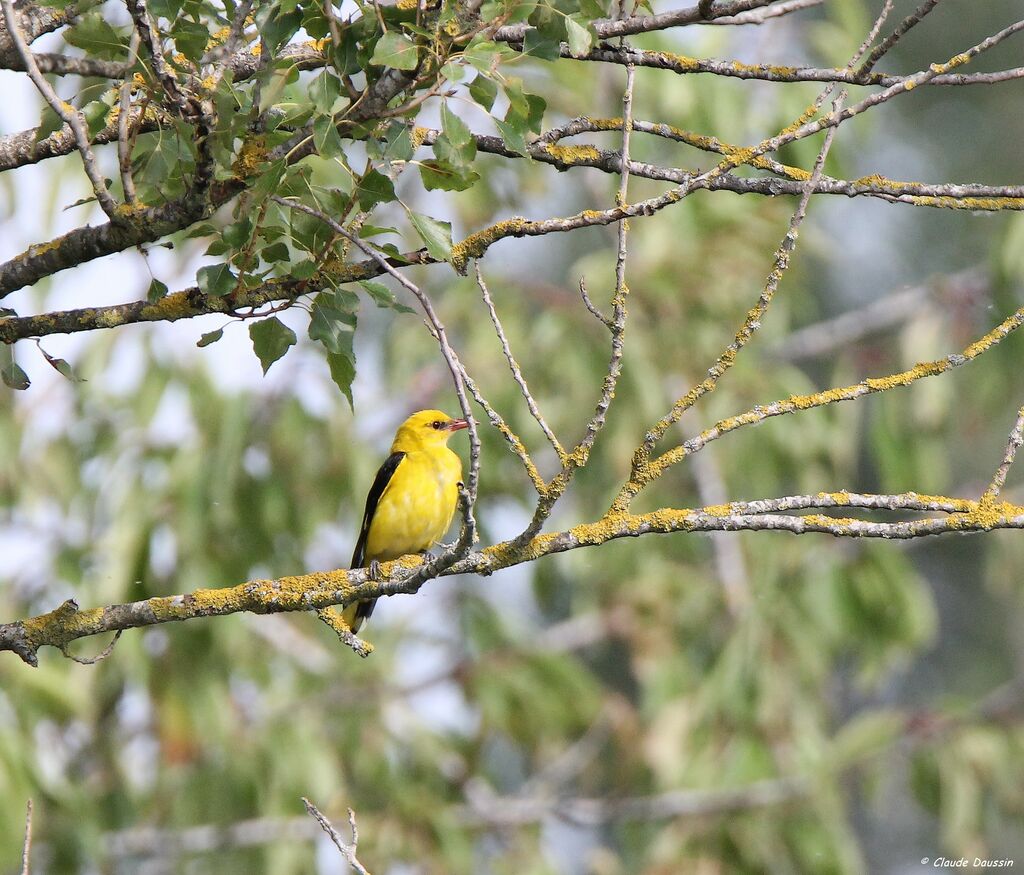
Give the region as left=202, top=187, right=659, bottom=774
left=0, top=0, right=118, bottom=218
left=494, top=0, right=803, bottom=43
left=653, top=296, right=1024, bottom=477
left=5, top=492, right=1024, bottom=666
left=301, top=801, right=371, bottom=875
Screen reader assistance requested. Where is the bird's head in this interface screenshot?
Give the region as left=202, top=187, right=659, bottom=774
left=391, top=409, right=469, bottom=452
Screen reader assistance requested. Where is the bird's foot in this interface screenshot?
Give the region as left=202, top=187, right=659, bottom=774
left=368, top=559, right=382, bottom=581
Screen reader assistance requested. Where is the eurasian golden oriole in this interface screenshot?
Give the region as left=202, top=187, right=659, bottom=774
left=341, top=409, right=468, bottom=632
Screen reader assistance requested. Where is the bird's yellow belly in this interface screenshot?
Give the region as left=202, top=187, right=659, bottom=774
left=364, top=451, right=460, bottom=562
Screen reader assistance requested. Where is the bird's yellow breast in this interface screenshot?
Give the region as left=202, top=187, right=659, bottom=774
left=363, top=447, right=462, bottom=562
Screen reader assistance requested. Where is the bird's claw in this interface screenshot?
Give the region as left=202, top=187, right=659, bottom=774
left=368, top=559, right=382, bottom=581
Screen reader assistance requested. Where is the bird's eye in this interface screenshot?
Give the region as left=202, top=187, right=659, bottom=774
left=431, top=420, right=442, bottom=430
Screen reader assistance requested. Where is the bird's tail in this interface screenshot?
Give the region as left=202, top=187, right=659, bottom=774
left=339, top=598, right=377, bottom=633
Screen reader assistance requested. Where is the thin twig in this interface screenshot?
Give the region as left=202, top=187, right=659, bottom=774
left=314, top=606, right=374, bottom=657
left=452, top=362, right=546, bottom=491
left=857, top=0, right=941, bottom=77
left=60, top=629, right=123, bottom=664
left=460, top=776, right=808, bottom=826
left=301, top=799, right=371, bottom=875
left=615, top=93, right=841, bottom=509
left=578, top=277, right=611, bottom=327
left=322, top=0, right=342, bottom=51
left=0, top=0, right=118, bottom=218
left=657, top=298, right=1024, bottom=475
left=854, top=0, right=896, bottom=62
left=768, top=267, right=987, bottom=362
left=983, top=406, right=1024, bottom=502
left=21, top=799, right=32, bottom=875
left=117, top=31, right=141, bottom=205
left=270, top=197, right=480, bottom=577
left=475, top=265, right=566, bottom=462
left=513, top=62, right=637, bottom=544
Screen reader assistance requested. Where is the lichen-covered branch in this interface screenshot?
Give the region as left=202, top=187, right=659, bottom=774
left=614, top=99, right=839, bottom=510
left=494, top=0, right=807, bottom=43
left=302, top=801, right=371, bottom=875
left=583, top=45, right=1024, bottom=89
left=5, top=492, right=1023, bottom=666
left=0, top=250, right=432, bottom=343
left=654, top=299, right=1024, bottom=477
left=475, top=265, right=567, bottom=463
left=984, top=405, right=1024, bottom=501
left=0, top=0, right=118, bottom=218
left=414, top=123, right=1024, bottom=212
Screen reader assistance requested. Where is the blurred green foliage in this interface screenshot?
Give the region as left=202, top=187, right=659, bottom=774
left=2, top=0, right=1024, bottom=872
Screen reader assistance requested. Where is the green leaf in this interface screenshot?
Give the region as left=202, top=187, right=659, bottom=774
left=463, top=39, right=513, bottom=73
left=250, top=159, right=287, bottom=201
left=370, top=31, right=419, bottom=70
left=197, top=328, right=224, bottom=347
left=35, top=105, right=65, bottom=143
left=432, top=132, right=476, bottom=168
left=222, top=219, right=253, bottom=249
left=197, top=263, right=237, bottom=297
left=409, top=212, right=452, bottom=260
left=525, top=93, right=547, bottom=133
left=326, top=351, right=356, bottom=408
left=439, top=61, right=464, bottom=82
left=291, top=258, right=319, bottom=280
left=564, top=16, right=594, bottom=58
left=419, top=160, right=480, bottom=192
left=147, top=278, right=169, bottom=302
left=63, top=13, right=124, bottom=59
left=468, top=74, right=498, bottom=112
left=260, top=242, right=291, bottom=264
left=2, top=362, right=30, bottom=390
left=502, top=77, right=529, bottom=117
left=256, top=64, right=297, bottom=114
left=378, top=122, right=413, bottom=164
left=331, top=28, right=361, bottom=75
left=441, top=103, right=473, bottom=148
left=310, top=70, right=342, bottom=114
left=149, top=0, right=182, bottom=18
left=308, top=290, right=357, bottom=355
left=313, top=115, right=344, bottom=159
left=184, top=222, right=218, bottom=240
left=249, top=317, right=297, bottom=374
left=495, top=117, right=529, bottom=157
left=522, top=26, right=562, bottom=61
left=41, top=350, right=82, bottom=382
left=261, top=9, right=302, bottom=51
left=309, top=284, right=359, bottom=405
left=359, top=280, right=414, bottom=313
left=82, top=100, right=110, bottom=139
left=356, top=169, right=396, bottom=211
left=171, top=20, right=211, bottom=62
left=62, top=195, right=98, bottom=212
left=360, top=225, right=399, bottom=238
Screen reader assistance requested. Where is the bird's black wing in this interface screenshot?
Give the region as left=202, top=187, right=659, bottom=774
left=350, top=451, right=406, bottom=569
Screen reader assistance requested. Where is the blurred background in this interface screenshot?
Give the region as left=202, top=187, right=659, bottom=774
left=2, top=0, right=1024, bottom=872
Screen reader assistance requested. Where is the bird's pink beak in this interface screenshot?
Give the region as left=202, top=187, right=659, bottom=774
left=447, top=418, right=469, bottom=432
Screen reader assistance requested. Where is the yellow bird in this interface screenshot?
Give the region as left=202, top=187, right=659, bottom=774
left=341, top=409, right=468, bottom=632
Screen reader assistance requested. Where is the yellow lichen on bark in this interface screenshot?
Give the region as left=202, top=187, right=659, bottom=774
left=450, top=218, right=529, bottom=272
left=540, top=143, right=602, bottom=164
left=141, top=291, right=196, bottom=320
